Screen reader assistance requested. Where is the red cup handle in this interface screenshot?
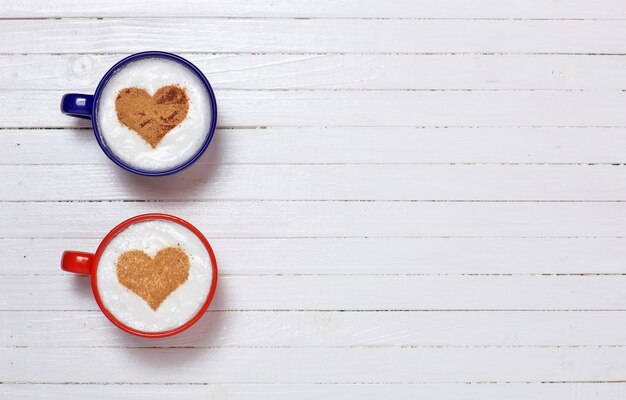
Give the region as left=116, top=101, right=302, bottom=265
left=61, top=251, right=94, bottom=275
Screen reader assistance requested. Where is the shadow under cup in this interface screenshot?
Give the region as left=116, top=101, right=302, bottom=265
left=60, top=51, right=218, bottom=176
left=61, top=213, right=219, bottom=338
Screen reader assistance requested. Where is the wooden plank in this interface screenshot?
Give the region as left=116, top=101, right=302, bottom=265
left=5, top=3, right=626, bottom=396
left=4, top=346, right=626, bottom=383
left=5, top=310, right=626, bottom=347
left=4, top=382, right=626, bottom=400
left=4, top=54, right=626, bottom=91
left=4, top=90, right=626, bottom=128
left=2, top=0, right=626, bottom=19
left=5, top=237, right=626, bottom=276
left=4, top=128, right=626, bottom=165
left=1, top=201, right=624, bottom=239
left=4, top=275, right=626, bottom=311
left=2, top=19, right=626, bottom=54
left=4, top=164, right=626, bottom=201
left=5, top=382, right=626, bottom=400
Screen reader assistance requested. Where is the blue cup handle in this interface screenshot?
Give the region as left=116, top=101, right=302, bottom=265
left=61, top=93, right=94, bottom=119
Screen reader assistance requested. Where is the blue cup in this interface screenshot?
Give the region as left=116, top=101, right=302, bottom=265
left=61, top=51, right=218, bottom=176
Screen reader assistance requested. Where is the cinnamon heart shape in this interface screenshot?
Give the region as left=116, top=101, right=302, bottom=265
left=115, top=85, right=189, bottom=148
left=116, top=246, right=190, bottom=311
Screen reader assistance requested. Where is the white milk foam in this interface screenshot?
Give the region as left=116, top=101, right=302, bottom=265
left=97, top=220, right=213, bottom=332
left=96, top=57, right=213, bottom=172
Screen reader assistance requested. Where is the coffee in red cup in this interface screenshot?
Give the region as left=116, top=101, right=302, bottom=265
left=61, top=213, right=218, bottom=338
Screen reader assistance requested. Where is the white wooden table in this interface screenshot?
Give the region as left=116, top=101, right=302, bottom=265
left=2, top=1, right=626, bottom=398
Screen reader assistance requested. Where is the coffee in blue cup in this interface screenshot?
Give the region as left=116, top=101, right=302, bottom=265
left=61, top=51, right=217, bottom=176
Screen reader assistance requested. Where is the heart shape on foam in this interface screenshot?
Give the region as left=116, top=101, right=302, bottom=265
left=115, top=85, right=189, bottom=148
left=116, top=246, right=190, bottom=311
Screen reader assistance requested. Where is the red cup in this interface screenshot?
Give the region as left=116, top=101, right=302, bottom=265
left=61, top=213, right=218, bottom=338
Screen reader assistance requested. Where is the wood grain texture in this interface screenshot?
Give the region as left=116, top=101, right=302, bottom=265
left=3, top=0, right=626, bottom=19
left=4, top=383, right=626, bottom=400
left=4, top=346, right=626, bottom=383
left=3, top=127, right=626, bottom=165
left=2, top=0, right=626, bottom=396
left=5, top=237, right=626, bottom=275
left=4, top=54, right=626, bottom=90
left=1, top=201, right=624, bottom=239
left=4, top=164, right=626, bottom=201
left=5, top=310, right=626, bottom=347
left=4, top=90, right=626, bottom=128
left=3, top=19, right=626, bottom=54
left=4, top=275, right=626, bottom=311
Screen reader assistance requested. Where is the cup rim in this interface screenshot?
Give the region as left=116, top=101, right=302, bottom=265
left=91, top=51, right=218, bottom=177
left=90, top=213, right=219, bottom=338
